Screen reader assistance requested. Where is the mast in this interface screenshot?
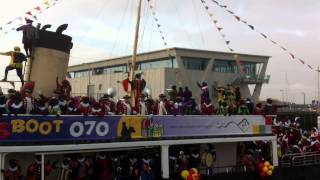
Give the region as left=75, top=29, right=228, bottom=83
left=129, top=0, right=143, bottom=104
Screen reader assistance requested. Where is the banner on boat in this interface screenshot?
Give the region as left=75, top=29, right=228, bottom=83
left=0, top=115, right=272, bottom=143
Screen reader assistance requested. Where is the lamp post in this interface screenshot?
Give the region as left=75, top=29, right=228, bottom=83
left=280, top=89, right=284, bottom=102
left=301, top=92, right=306, bottom=105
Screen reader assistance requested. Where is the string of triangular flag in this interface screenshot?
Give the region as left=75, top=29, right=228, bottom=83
left=146, top=0, right=172, bottom=57
left=0, top=0, right=60, bottom=36
left=200, top=0, right=244, bottom=73
left=210, top=0, right=318, bottom=72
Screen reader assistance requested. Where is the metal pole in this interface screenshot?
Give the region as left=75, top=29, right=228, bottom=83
left=302, top=92, right=306, bottom=105
left=161, top=145, right=170, bottom=179
left=317, top=66, right=320, bottom=102
left=41, top=153, right=45, bottom=180
left=0, top=153, right=2, bottom=180
left=129, top=0, right=143, bottom=105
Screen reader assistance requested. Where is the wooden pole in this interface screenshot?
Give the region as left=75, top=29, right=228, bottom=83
left=129, top=0, right=143, bottom=106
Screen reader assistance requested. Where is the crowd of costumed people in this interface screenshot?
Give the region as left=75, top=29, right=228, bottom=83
left=0, top=72, right=280, bottom=117
left=2, top=150, right=162, bottom=180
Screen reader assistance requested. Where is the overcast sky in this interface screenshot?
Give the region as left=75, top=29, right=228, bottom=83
left=0, top=0, right=319, bottom=103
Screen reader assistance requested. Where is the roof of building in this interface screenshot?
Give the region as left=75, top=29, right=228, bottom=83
left=68, top=47, right=270, bottom=72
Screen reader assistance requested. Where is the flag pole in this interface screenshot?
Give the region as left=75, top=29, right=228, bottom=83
left=129, top=0, right=143, bottom=106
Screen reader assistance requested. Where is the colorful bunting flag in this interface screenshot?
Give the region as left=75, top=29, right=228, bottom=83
left=289, top=53, right=295, bottom=59
left=217, top=27, right=223, bottom=31
left=226, top=40, right=230, bottom=44
left=248, top=25, right=254, bottom=30
left=307, top=65, right=313, bottom=69
left=260, top=33, right=267, bottom=38
left=298, top=59, right=305, bottom=64
left=213, top=20, right=218, bottom=23
left=281, top=46, right=287, bottom=51
left=227, top=10, right=234, bottom=14
left=26, top=11, right=32, bottom=16
left=234, top=16, right=240, bottom=21
left=34, top=6, right=41, bottom=11
left=270, top=40, right=277, bottom=44
left=44, top=1, right=50, bottom=6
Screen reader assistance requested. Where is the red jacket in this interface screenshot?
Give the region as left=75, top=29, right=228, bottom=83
left=117, top=101, right=132, bottom=115
left=153, top=100, right=170, bottom=115
left=200, top=102, right=215, bottom=115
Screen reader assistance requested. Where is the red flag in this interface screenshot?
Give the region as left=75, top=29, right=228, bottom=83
left=26, top=11, right=32, bottom=16
left=234, top=16, right=241, bottom=21
left=34, top=6, right=41, bottom=11
left=298, top=59, right=305, bottom=64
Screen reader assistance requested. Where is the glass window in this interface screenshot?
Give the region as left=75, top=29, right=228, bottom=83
left=74, top=70, right=92, bottom=78
left=137, top=58, right=177, bottom=70
left=213, top=59, right=257, bottom=75
left=181, top=57, right=209, bottom=70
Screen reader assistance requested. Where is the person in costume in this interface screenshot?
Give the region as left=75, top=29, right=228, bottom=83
left=78, top=96, right=91, bottom=116
left=54, top=77, right=72, bottom=99
left=91, top=101, right=105, bottom=116
left=2, top=159, right=23, bottom=180
left=117, top=95, right=132, bottom=115
left=168, top=85, right=177, bottom=103
left=183, top=86, right=192, bottom=103
left=200, top=98, right=215, bottom=115
left=128, top=156, right=140, bottom=180
left=58, top=94, right=68, bottom=114
left=215, top=87, right=225, bottom=105
left=48, top=97, right=62, bottom=116
left=216, top=101, right=229, bottom=116
left=65, top=97, right=79, bottom=115
left=131, top=73, right=146, bottom=103
left=262, top=98, right=276, bottom=115
left=26, top=155, right=52, bottom=180
left=135, top=93, right=149, bottom=115
left=100, top=94, right=116, bottom=115
left=74, top=154, right=93, bottom=180
left=141, top=154, right=154, bottom=180
left=7, top=91, right=25, bottom=116
left=0, top=46, right=27, bottom=85
left=16, top=19, right=36, bottom=57
left=0, top=88, right=7, bottom=117
left=153, top=94, right=170, bottom=115
left=23, top=88, right=35, bottom=114
left=52, top=158, right=72, bottom=180
left=197, top=82, right=209, bottom=103
left=35, top=91, right=49, bottom=115
left=253, top=103, right=263, bottom=115
left=172, top=96, right=184, bottom=115
left=237, top=99, right=250, bottom=115
left=93, top=152, right=110, bottom=180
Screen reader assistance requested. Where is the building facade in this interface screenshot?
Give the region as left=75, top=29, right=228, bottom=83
left=67, top=47, right=270, bottom=103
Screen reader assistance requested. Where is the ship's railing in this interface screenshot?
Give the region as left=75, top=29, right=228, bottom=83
left=233, top=74, right=270, bottom=85
left=279, top=152, right=320, bottom=167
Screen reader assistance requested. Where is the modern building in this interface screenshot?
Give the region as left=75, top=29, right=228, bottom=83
left=67, top=47, right=270, bottom=103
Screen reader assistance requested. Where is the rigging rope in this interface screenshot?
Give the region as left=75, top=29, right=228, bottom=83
left=210, top=0, right=317, bottom=72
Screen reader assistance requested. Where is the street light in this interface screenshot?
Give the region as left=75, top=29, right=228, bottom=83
left=301, top=92, right=306, bottom=105
left=280, top=89, right=284, bottom=102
